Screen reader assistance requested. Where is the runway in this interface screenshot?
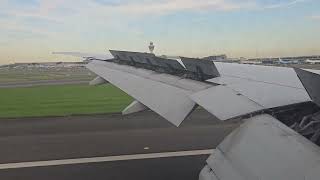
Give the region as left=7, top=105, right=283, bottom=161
left=0, top=109, right=238, bottom=180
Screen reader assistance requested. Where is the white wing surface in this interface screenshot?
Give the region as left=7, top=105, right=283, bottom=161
left=191, top=86, right=263, bottom=120
left=209, top=63, right=311, bottom=109
left=214, top=62, right=305, bottom=88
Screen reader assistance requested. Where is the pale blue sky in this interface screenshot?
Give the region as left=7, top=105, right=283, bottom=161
left=0, top=0, right=319, bottom=64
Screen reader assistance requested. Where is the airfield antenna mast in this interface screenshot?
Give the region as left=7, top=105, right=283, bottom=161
left=149, top=42, right=155, bottom=54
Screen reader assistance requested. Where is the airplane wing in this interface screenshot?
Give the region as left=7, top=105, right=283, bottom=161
left=84, top=51, right=311, bottom=126
left=57, top=49, right=320, bottom=180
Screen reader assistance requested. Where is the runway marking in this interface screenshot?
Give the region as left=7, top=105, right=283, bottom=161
left=0, top=149, right=214, bottom=170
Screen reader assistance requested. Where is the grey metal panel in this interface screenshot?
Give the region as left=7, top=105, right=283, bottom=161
left=295, top=68, right=320, bottom=107
left=134, top=53, right=167, bottom=67
left=86, top=60, right=197, bottom=126
left=206, top=114, right=320, bottom=180
left=209, top=76, right=310, bottom=108
left=109, top=50, right=135, bottom=63
left=306, top=164, right=320, bottom=180
left=207, top=76, right=242, bottom=85
left=109, top=50, right=185, bottom=71
left=228, top=80, right=309, bottom=108
left=154, top=56, right=185, bottom=71
left=191, top=86, right=263, bottom=120
left=180, top=57, right=220, bottom=77
left=214, top=62, right=305, bottom=89
left=126, top=51, right=155, bottom=64
left=168, top=57, right=186, bottom=68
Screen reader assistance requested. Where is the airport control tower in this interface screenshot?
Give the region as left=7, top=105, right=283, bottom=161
left=149, top=42, right=155, bottom=54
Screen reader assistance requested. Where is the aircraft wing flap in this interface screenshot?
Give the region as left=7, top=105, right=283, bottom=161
left=209, top=76, right=311, bottom=109
left=191, top=86, right=263, bottom=120
left=87, top=60, right=204, bottom=126
left=214, top=62, right=305, bottom=89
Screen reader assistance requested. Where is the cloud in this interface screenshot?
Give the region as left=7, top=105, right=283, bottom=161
left=90, top=0, right=309, bottom=15
left=0, top=0, right=311, bottom=42
left=262, top=0, right=307, bottom=9
left=0, top=0, right=254, bottom=31
left=93, top=0, right=256, bottom=15
left=1, top=0, right=309, bottom=23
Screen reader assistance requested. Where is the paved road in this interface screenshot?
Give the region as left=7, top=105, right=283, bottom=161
left=0, top=109, right=238, bottom=180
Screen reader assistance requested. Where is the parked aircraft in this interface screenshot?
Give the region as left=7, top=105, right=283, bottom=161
left=306, top=59, right=320, bottom=64
left=56, top=50, right=320, bottom=180
left=278, top=58, right=299, bottom=64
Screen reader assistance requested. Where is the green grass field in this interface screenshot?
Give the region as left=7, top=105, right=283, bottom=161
left=0, top=84, right=133, bottom=118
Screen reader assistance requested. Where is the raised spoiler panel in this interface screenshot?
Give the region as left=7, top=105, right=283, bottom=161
left=204, top=114, right=320, bottom=180
left=180, top=57, right=220, bottom=81
left=87, top=60, right=212, bottom=126
left=110, top=50, right=185, bottom=74
left=110, top=50, right=156, bottom=65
